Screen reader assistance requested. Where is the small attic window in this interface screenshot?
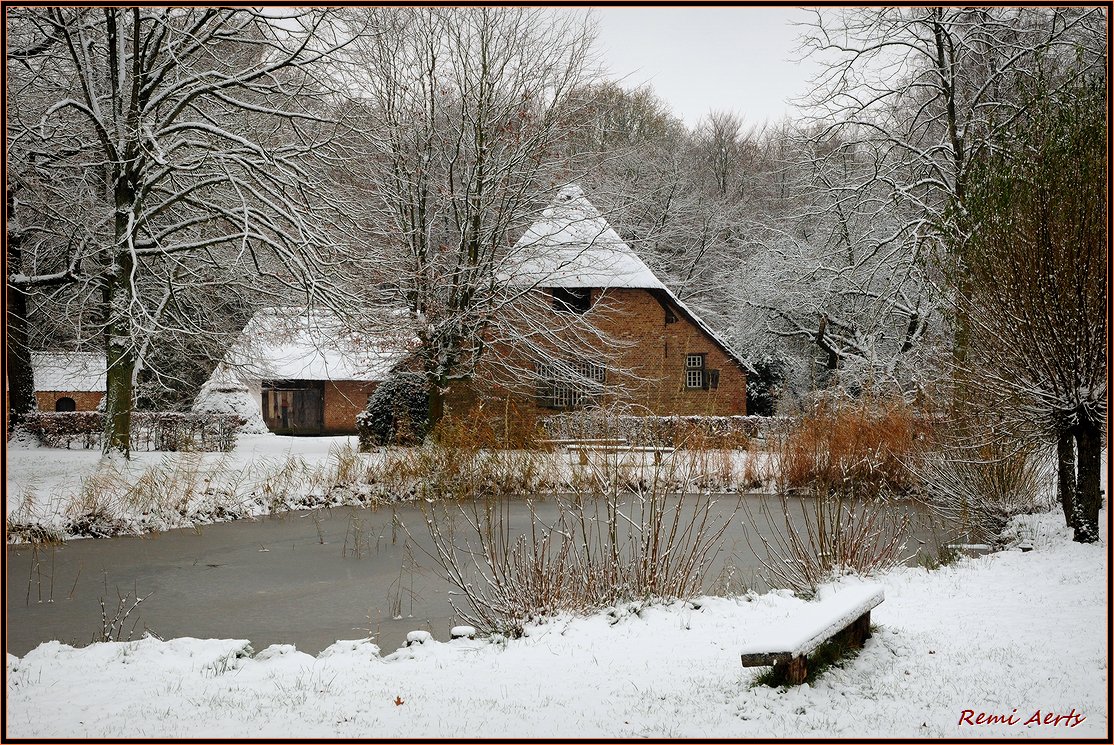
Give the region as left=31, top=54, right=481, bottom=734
left=553, top=287, right=592, bottom=314
left=665, top=307, right=677, bottom=324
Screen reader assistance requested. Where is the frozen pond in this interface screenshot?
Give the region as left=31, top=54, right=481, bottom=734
left=6, top=494, right=950, bottom=656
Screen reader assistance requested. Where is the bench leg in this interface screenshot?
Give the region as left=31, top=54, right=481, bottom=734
left=776, top=611, right=872, bottom=685
left=839, top=610, right=872, bottom=649
left=772, top=656, right=808, bottom=685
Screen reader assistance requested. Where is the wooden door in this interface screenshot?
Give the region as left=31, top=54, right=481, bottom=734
left=261, top=380, right=325, bottom=434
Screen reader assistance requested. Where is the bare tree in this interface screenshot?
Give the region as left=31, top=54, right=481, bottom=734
left=778, top=7, right=1106, bottom=384
left=738, top=126, right=941, bottom=399
left=6, top=8, right=359, bottom=454
left=340, top=7, right=605, bottom=425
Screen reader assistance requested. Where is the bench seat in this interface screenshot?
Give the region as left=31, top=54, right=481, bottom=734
left=565, top=443, right=676, bottom=465
left=740, top=584, right=884, bottom=683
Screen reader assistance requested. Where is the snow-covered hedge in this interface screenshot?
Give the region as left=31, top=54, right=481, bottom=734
left=20, top=411, right=245, bottom=452
left=540, top=412, right=783, bottom=448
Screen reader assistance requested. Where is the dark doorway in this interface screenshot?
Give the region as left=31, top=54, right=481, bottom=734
left=54, top=396, right=77, bottom=412
left=261, top=380, right=325, bottom=434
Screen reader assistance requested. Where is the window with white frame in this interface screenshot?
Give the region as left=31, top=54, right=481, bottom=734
left=685, top=353, right=706, bottom=389
left=536, top=359, right=606, bottom=409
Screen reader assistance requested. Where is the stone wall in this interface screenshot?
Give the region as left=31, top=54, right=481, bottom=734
left=35, top=391, right=104, bottom=412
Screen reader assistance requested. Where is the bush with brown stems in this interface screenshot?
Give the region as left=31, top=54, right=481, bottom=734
left=418, top=446, right=736, bottom=635
left=742, top=486, right=911, bottom=598
left=771, top=395, right=928, bottom=496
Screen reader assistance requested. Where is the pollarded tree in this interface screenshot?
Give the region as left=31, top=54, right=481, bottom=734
left=960, top=80, right=1106, bottom=543
left=7, top=8, right=358, bottom=454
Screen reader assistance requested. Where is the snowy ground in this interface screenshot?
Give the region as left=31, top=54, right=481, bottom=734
left=6, top=509, right=1107, bottom=739
left=6, top=433, right=774, bottom=541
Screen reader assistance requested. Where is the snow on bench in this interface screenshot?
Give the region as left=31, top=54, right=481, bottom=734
left=740, top=584, right=884, bottom=684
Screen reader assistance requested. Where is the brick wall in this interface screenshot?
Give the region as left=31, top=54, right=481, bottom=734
left=35, top=391, right=104, bottom=412
left=323, top=380, right=379, bottom=434
left=444, top=287, right=746, bottom=433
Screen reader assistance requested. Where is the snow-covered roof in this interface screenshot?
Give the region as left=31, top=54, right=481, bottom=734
left=31, top=352, right=106, bottom=392
left=505, top=185, right=666, bottom=290
left=508, top=185, right=751, bottom=372
left=223, top=308, right=409, bottom=382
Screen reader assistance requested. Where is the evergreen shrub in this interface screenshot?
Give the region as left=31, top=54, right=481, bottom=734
left=357, top=372, right=429, bottom=450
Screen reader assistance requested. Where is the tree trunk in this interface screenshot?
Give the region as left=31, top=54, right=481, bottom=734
left=100, top=129, right=143, bottom=457
left=1072, top=417, right=1102, bottom=544
left=1056, top=429, right=1077, bottom=529
left=6, top=189, right=37, bottom=427
left=102, top=283, right=136, bottom=457
left=102, top=180, right=136, bottom=456
left=427, top=378, right=445, bottom=435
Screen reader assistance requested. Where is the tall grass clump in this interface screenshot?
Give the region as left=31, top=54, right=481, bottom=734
left=741, top=395, right=923, bottom=596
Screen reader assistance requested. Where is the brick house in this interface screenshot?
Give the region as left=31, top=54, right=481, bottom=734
left=442, top=185, right=750, bottom=429
left=30, top=351, right=106, bottom=412
left=207, top=308, right=406, bottom=435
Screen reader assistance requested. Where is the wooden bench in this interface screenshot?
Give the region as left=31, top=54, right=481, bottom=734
left=537, top=438, right=628, bottom=450
left=566, top=443, right=676, bottom=466
left=740, top=584, right=884, bottom=684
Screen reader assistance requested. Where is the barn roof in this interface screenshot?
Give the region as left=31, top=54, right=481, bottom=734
left=222, top=308, right=409, bottom=382
left=507, top=185, right=665, bottom=290
left=31, top=352, right=106, bottom=392
left=508, top=185, right=752, bottom=373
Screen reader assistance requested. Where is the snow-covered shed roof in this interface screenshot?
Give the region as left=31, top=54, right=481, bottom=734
left=508, top=185, right=752, bottom=373
left=31, top=352, right=106, bottom=392
left=222, top=307, right=409, bottom=382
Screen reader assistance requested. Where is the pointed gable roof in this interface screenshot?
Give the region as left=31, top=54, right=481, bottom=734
left=510, top=184, right=753, bottom=374
left=508, top=184, right=665, bottom=290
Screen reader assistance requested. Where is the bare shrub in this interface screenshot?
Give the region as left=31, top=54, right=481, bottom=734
left=912, top=439, right=1048, bottom=544
left=742, top=487, right=911, bottom=597
left=419, top=447, right=736, bottom=635
left=772, top=395, right=926, bottom=496
left=96, top=582, right=153, bottom=643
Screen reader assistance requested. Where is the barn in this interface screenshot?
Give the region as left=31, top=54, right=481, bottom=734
left=207, top=308, right=408, bottom=435
left=443, top=185, right=751, bottom=427
left=31, top=351, right=106, bottom=412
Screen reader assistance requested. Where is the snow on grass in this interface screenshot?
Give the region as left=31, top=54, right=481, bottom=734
left=5, top=435, right=379, bottom=539
left=6, top=434, right=775, bottom=542
left=6, top=509, right=1106, bottom=738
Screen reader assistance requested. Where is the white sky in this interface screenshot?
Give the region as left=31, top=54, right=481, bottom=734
left=588, top=6, right=822, bottom=129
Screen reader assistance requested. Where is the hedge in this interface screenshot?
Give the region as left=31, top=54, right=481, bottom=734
left=19, top=411, right=245, bottom=452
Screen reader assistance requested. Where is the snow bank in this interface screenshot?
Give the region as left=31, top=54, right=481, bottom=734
left=6, top=510, right=1106, bottom=738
